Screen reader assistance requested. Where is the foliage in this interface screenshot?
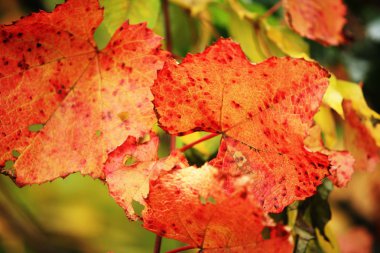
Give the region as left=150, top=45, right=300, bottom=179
left=0, top=0, right=379, bottom=252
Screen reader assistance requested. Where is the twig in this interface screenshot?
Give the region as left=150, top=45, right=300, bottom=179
left=154, top=235, right=163, bottom=253
left=162, top=0, right=172, bottom=52
left=260, top=1, right=282, bottom=20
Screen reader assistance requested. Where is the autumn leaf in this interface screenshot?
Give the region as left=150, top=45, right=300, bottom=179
left=228, top=0, right=309, bottom=60
left=304, top=125, right=354, bottom=188
left=283, top=0, right=347, bottom=45
left=152, top=38, right=333, bottom=212
left=143, top=163, right=293, bottom=252
left=171, top=0, right=214, bottom=16
left=318, top=77, right=380, bottom=171
left=104, top=133, right=188, bottom=220
left=324, top=77, right=380, bottom=147
left=313, top=105, right=338, bottom=149
left=328, top=150, right=354, bottom=187
left=0, top=0, right=168, bottom=185
left=101, top=0, right=160, bottom=32
left=343, top=101, right=379, bottom=171
left=264, top=22, right=309, bottom=59
left=338, top=227, right=373, bottom=253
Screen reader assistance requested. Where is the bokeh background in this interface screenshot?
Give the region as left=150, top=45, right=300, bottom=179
left=0, top=0, right=379, bottom=252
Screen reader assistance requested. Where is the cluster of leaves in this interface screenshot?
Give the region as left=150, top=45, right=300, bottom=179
left=0, top=0, right=379, bottom=252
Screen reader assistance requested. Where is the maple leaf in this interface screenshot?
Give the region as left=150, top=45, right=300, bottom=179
left=0, top=0, right=168, bottom=185
left=104, top=133, right=188, bottom=220
left=143, top=163, right=293, bottom=252
left=98, top=0, right=161, bottom=40
left=328, top=151, right=354, bottom=187
left=343, top=101, right=379, bottom=171
left=152, top=39, right=332, bottom=212
left=282, top=0, right=347, bottom=46
left=304, top=125, right=354, bottom=188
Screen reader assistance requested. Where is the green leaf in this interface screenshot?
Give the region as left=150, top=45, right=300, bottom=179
left=154, top=4, right=194, bottom=56
left=170, top=0, right=214, bottom=16
left=294, top=237, right=310, bottom=253
left=228, top=11, right=266, bottom=62
left=96, top=0, right=161, bottom=48
left=310, top=194, right=332, bottom=242
left=228, top=0, right=260, bottom=20
left=264, top=21, right=309, bottom=58
left=176, top=132, right=221, bottom=160
left=317, top=178, right=334, bottom=200
left=316, top=223, right=340, bottom=253
left=287, top=202, right=299, bottom=228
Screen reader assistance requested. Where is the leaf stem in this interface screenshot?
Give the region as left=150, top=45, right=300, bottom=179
left=170, top=135, right=177, bottom=151
left=155, top=2, right=174, bottom=252
left=162, top=0, right=173, bottom=52
left=154, top=235, right=163, bottom=253
left=166, top=245, right=196, bottom=253
left=179, top=133, right=220, bottom=152
left=260, top=1, right=282, bottom=20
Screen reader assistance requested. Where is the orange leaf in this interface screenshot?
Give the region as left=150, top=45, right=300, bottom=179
left=0, top=0, right=168, bottom=185
left=327, top=151, right=354, bottom=187
left=304, top=125, right=354, bottom=188
left=283, top=0, right=347, bottom=46
left=104, top=133, right=188, bottom=220
left=143, top=164, right=293, bottom=252
left=343, top=100, right=380, bottom=171
left=152, top=39, right=332, bottom=212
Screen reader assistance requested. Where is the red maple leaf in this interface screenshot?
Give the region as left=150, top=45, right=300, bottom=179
left=152, top=39, right=332, bottom=212
left=304, top=125, right=354, bottom=188
left=0, top=0, right=168, bottom=185
left=283, top=0, right=347, bottom=45
left=343, top=100, right=379, bottom=171
left=104, top=133, right=188, bottom=220
left=143, top=163, right=293, bottom=252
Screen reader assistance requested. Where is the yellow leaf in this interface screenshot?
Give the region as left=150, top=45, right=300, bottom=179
left=322, top=75, right=344, bottom=117
left=177, top=132, right=221, bottom=159
left=170, top=0, right=214, bottom=16
left=314, top=105, right=339, bottom=149
left=324, top=75, right=380, bottom=146
left=228, top=10, right=267, bottom=62
left=316, top=222, right=340, bottom=253
left=264, top=21, right=310, bottom=59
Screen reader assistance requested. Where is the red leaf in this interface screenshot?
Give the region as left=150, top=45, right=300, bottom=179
left=143, top=164, right=293, bottom=252
left=327, top=151, right=354, bottom=187
left=0, top=0, right=168, bottom=185
left=304, top=125, right=354, bottom=188
left=343, top=100, right=379, bottom=171
left=152, top=39, right=331, bottom=212
left=283, top=0, right=347, bottom=45
left=211, top=137, right=331, bottom=211
left=104, top=134, right=188, bottom=220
